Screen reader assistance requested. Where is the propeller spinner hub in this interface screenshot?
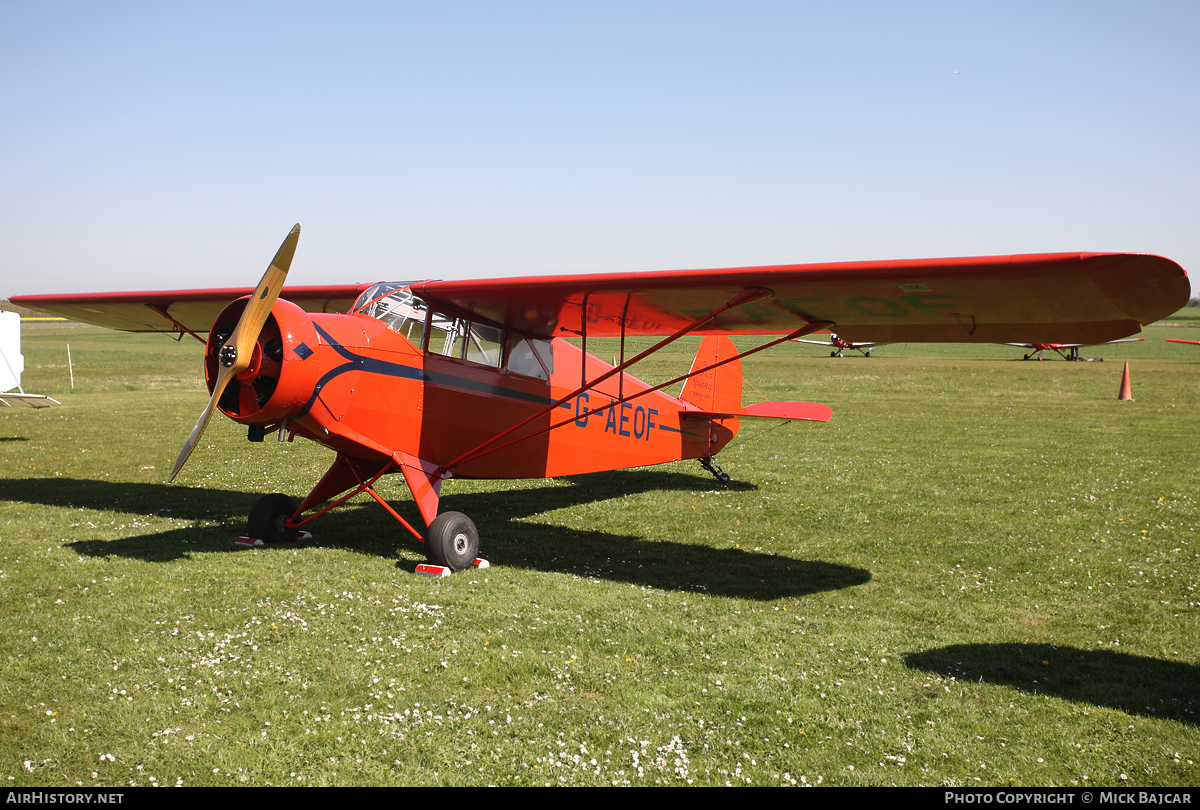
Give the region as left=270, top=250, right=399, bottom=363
left=235, top=341, right=264, bottom=382
left=219, top=344, right=238, bottom=368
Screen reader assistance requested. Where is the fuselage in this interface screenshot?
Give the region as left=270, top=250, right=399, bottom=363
left=208, top=284, right=737, bottom=480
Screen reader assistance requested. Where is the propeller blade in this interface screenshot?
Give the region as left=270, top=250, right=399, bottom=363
left=168, top=377, right=228, bottom=483
left=225, top=224, right=300, bottom=378
left=168, top=224, right=301, bottom=483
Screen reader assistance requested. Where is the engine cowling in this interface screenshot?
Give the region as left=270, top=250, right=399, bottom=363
left=205, top=297, right=323, bottom=425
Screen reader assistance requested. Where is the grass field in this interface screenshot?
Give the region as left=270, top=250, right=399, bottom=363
left=2, top=322, right=1198, bottom=787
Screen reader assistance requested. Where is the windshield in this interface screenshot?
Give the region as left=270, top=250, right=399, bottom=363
left=351, top=282, right=422, bottom=316
left=352, top=283, right=428, bottom=346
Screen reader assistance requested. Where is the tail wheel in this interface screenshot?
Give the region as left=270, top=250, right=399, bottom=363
left=425, top=511, right=479, bottom=571
left=248, top=493, right=299, bottom=543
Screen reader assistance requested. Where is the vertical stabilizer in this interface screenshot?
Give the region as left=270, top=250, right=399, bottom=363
left=680, top=335, right=743, bottom=413
left=680, top=334, right=832, bottom=424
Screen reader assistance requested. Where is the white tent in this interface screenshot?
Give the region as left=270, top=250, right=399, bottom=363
left=1, top=311, right=59, bottom=407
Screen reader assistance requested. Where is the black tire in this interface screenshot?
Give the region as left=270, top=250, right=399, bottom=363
left=425, top=511, right=479, bottom=571
left=248, top=493, right=299, bottom=543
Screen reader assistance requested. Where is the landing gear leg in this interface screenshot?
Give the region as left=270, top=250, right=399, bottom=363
left=699, top=456, right=732, bottom=483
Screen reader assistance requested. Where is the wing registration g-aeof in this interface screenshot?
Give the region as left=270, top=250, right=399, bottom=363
left=10, top=234, right=1189, bottom=573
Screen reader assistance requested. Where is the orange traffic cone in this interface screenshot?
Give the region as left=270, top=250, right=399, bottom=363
left=1117, top=362, right=1133, bottom=401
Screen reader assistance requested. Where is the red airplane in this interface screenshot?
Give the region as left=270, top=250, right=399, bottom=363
left=793, top=332, right=884, bottom=357
left=1004, top=338, right=1144, bottom=361
left=13, top=229, right=1189, bottom=571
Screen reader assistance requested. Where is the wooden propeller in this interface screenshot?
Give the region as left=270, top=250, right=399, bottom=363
left=168, top=224, right=300, bottom=483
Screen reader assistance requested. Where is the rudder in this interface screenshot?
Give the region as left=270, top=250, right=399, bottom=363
left=680, top=335, right=743, bottom=414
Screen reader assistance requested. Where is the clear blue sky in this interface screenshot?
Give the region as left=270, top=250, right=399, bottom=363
left=2, top=1, right=1197, bottom=296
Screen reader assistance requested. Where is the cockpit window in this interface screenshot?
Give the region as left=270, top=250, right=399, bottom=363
left=354, top=283, right=540, bottom=373
left=465, top=323, right=504, bottom=366
left=506, top=335, right=553, bottom=379
left=429, top=315, right=503, bottom=368
left=429, top=312, right=465, bottom=358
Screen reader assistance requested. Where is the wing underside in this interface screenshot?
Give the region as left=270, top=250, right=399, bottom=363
left=10, top=285, right=371, bottom=334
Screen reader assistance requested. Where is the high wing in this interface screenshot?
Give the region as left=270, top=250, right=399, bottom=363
left=411, top=253, right=1188, bottom=345
left=10, top=285, right=371, bottom=334
left=12, top=252, right=1188, bottom=345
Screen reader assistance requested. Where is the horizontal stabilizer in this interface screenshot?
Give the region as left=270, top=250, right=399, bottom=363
left=743, top=401, right=832, bottom=421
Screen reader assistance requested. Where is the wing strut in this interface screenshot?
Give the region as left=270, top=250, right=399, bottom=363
left=580, top=292, right=590, bottom=389
left=619, top=293, right=631, bottom=400
left=433, top=287, right=777, bottom=476
left=444, top=320, right=832, bottom=470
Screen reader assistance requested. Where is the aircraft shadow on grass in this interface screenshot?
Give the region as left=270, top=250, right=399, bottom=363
left=0, top=470, right=868, bottom=601
left=905, top=643, right=1200, bottom=726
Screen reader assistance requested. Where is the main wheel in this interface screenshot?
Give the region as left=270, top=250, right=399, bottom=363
left=248, top=493, right=299, bottom=543
left=425, top=511, right=479, bottom=571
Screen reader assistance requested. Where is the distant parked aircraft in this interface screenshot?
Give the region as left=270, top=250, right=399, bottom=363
left=1004, top=338, right=1143, bottom=361
left=794, top=333, right=883, bottom=357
